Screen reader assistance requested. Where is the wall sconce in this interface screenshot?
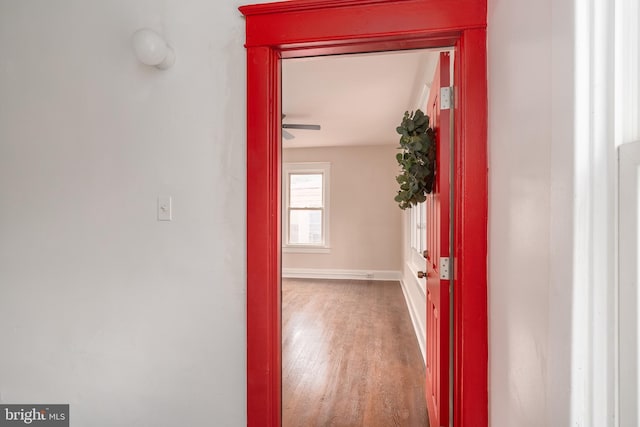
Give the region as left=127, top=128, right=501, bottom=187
left=132, top=28, right=175, bottom=70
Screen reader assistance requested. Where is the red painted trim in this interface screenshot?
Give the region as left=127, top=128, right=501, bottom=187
left=279, top=35, right=459, bottom=59
left=246, top=46, right=282, bottom=427
left=241, top=2, right=487, bottom=427
left=241, top=0, right=486, bottom=49
left=454, top=28, right=488, bottom=427
left=240, top=0, right=406, bottom=15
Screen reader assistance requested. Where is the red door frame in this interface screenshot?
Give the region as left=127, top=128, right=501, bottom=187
left=239, top=1, right=488, bottom=426
left=425, top=52, right=452, bottom=427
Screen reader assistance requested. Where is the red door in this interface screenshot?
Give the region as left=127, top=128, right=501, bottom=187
left=425, top=52, right=451, bottom=427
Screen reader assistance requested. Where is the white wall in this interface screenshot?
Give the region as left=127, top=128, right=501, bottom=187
left=487, top=0, right=574, bottom=425
left=0, top=1, right=271, bottom=425
left=282, top=145, right=402, bottom=274
left=400, top=211, right=427, bottom=361
left=0, top=0, right=585, bottom=425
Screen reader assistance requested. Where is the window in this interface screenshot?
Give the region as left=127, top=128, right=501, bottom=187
left=282, top=162, right=330, bottom=253
left=410, top=201, right=427, bottom=257
left=406, top=201, right=428, bottom=289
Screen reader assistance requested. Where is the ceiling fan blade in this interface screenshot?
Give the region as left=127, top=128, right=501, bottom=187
left=282, top=124, right=321, bottom=130
left=282, top=129, right=295, bottom=140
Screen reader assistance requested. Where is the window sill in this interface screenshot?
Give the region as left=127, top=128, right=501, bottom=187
left=283, top=246, right=331, bottom=254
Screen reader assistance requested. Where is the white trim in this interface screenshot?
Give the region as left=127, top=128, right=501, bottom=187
left=400, top=278, right=426, bottom=364
left=405, top=261, right=426, bottom=296
left=282, top=268, right=401, bottom=281
left=615, top=0, right=640, bottom=147
left=282, top=246, right=330, bottom=254
left=573, top=0, right=617, bottom=424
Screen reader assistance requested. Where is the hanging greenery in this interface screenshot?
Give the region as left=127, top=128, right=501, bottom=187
left=394, top=109, right=436, bottom=210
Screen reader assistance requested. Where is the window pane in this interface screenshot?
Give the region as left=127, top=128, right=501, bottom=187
left=289, top=209, right=322, bottom=244
left=290, top=174, right=323, bottom=208
left=419, top=202, right=426, bottom=253
left=410, top=207, right=417, bottom=250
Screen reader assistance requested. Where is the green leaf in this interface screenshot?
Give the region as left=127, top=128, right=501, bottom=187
left=394, top=108, right=436, bottom=209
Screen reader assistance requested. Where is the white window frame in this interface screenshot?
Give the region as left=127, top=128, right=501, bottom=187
left=409, top=201, right=427, bottom=269
left=282, top=162, right=331, bottom=253
left=409, top=202, right=427, bottom=259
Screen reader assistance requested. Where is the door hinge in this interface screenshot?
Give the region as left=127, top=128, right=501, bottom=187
left=440, top=86, right=453, bottom=110
left=440, top=257, right=452, bottom=280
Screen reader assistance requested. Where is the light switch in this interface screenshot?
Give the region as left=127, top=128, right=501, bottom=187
left=158, top=196, right=172, bottom=221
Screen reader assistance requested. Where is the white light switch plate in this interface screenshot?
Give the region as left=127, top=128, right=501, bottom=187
left=158, top=196, right=172, bottom=221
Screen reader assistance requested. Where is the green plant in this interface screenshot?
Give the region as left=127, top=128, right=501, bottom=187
left=394, top=109, right=436, bottom=210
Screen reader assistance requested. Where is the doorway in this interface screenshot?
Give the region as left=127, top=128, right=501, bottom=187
left=240, top=1, right=488, bottom=426
left=280, top=49, right=439, bottom=425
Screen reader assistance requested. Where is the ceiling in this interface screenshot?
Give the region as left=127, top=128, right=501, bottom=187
left=281, top=49, right=442, bottom=149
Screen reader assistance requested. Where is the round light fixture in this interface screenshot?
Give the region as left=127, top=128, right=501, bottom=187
left=132, top=28, right=175, bottom=70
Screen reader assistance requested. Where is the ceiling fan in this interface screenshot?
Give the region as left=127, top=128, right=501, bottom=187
left=282, top=114, right=321, bottom=140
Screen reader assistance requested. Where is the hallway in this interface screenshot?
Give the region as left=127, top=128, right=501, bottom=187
left=282, top=278, right=428, bottom=427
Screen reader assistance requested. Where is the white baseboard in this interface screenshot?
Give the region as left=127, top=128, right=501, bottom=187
left=400, top=278, right=426, bottom=365
left=282, top=268, right=402, bottom=281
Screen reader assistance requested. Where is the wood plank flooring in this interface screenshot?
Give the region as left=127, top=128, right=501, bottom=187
left=282, top=278, right=429, bottom=427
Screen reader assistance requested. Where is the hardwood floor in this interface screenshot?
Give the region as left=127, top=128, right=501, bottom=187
left=282, top=278, right=429, bottom=427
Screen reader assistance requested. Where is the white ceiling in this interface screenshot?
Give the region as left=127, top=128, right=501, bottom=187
left=282, top=49, right=441, bottom=149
